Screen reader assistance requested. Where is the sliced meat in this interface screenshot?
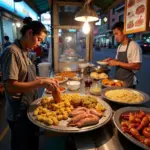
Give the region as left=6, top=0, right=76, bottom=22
left=68, top=113, right=88, bottom=126
left=72, top=107, right=88, bottom=112
left=76, top=115, right=99, bottom=128
left=69, top=110, right=86, bottom=117
left=89, top=108, right=103, bottom=118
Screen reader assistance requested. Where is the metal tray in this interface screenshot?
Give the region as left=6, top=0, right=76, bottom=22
left=113, top=107, right=150, bottom=150
left=101, top=87, right=150, bottom=105
left=27, top=94, right=112, bottom=133
left=101, top=79, right=128, bottom=88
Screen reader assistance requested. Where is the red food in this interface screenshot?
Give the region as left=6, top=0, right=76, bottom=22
left=121, top=113, right=130, bottom=120
left=128, top=123, right=140, bottom=129
left=137, top=116, right=149, bottom=131
left=144, top=138, right=150, bottom=146
left=136, top=5, right=145, bottom=15
left=121, top=121, right=129, bottom=128
left=127, top=20, right=134, bottom=29
left=128, top=0, right=135, bottom=8
left=135, top=18, right=144, bottom=27
left=138, top=110, right=146, bottom=119
left=76, top=115, right=99, bottom=128
left=143, top=127, right=150, bottom=138
left=130, top=128, right=145, bottom=143
left=122, top=126, right=130, bottom=133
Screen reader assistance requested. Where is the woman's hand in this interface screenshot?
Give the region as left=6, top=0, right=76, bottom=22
left=40, top=78, right=59, bottom=92
left=102, top=58, right=112, bottom=62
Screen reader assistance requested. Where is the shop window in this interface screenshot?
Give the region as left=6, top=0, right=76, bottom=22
left=112, top=18, right=115, bottom=22
left=59, top=29, right=86, bottom=62
left=3, top=18, right=16, bottom=43
left=119, top=14, right=124, bottom=22
left=112, top=8, right=116, bottom=14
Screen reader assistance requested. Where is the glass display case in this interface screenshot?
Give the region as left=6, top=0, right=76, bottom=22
left=59, top=29, right=86, bottom=62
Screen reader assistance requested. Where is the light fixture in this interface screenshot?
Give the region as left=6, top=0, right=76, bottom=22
left=65, top=36, right=72, bottom=42
left=82, top=21, right=90, bottom=34
left=12, top=23, right=15, bottom=26
left=103, top=17, right=108, bottom=23
left=16, top=22, right=21, bottom=28
left=74, top=0, right=99, bottom=22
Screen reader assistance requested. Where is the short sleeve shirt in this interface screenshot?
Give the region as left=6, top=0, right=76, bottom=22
left=116, top=41, right=142, bottom=63
left=1, top=40, right=32, bottom=120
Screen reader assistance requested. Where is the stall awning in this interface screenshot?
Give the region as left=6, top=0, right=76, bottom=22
left=24, top=0, right=123, bottom=15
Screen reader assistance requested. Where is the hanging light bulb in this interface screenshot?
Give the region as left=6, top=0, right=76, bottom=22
left=74, top=0, right=98, bottom=22
left=82, top=21, right=90, bottom=34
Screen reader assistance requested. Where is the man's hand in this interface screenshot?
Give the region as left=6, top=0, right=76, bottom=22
left=103, top=58, right=112, bottom=62
left=108, top=59, right=119, bottom=66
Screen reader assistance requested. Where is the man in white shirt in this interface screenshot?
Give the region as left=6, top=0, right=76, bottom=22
left=104, top=22, right=142, bottom=88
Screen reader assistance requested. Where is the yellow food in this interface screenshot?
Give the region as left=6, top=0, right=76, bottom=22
left=33, top=94, right=106, bottom=126
left=105, top=89, right=144, bottom=103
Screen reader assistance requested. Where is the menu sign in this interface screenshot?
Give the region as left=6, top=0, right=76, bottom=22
left=124, top=0, right=150, bottom=34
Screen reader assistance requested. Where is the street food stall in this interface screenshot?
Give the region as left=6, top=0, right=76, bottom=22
left=24, top=0, right=150, bottom=150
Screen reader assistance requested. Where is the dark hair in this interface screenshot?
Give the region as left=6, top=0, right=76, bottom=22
left=4, top=36, right=9, bottom=41
left=20, top=19, right=47, bottom=36
left=112, top=22, right=124, bottom=32
left=23, top=17, right=32, bottom=24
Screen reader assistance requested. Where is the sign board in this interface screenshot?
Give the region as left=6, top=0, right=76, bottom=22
left=124, top=0, right=150, bottom=34
left=15, top=2, right=38, bottom=20
left=0, top=0, right=14, bottom=12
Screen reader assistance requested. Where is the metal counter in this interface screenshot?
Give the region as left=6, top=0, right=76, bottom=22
left=43, top=73, right=150, bottom=150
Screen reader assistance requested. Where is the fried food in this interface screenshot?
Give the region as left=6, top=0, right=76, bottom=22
left=33, top=94, right=106, bottom=128
left=121, top=110, right=150, bottom=147
left=56, top=71, right=76, bottom=78
left=102, top=79, right=124, bottom=87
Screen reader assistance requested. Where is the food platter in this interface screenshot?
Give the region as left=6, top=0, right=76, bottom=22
left=113, top=107, right=150, bottom=150
left=90, top=72, right=109, bottom=80
left=101, top=79, right=128, bottom=88
left=101, top=87, right=149, bottom=105
left=52, top=76, right=68, bottom=84
left=56, top=71, right=77, bottom=79
left=27, top=94, right=112, bottom=133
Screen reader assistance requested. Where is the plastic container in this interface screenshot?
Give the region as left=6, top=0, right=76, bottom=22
left=38, top=62, right=51, bottom=77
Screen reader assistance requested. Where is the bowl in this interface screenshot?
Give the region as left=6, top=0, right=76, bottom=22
left=78, top=63, right=88, bottom=69
left=66, top=81, right=81, bottom=91
left=97, top=61, right=108, bottom=66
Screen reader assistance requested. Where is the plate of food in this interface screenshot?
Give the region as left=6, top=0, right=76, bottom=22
left=101, top=79, right=127, bottom=88
left=97, top=61, right=108, bottom=66
left=46, top=86, right=67, bottom=94
left=69, top=76, right=82, bottom=81
left=113, top=107, right=150, bottom=150
left=27, top=93, right=112, bottom=133
left=53, top=76, right=68, bottom=84
left=101, top=87, right=149, bottom=105
left=56, top=71, right=77, bottom=79
left=90, top=72, right=109, bottom=80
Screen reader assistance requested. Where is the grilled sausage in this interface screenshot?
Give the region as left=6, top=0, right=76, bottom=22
left=76, top=115, right=99, bottom=128
left=68, top=113, right=88, bottom=126
left=89, top=108, right=103, bottom=118
left=69, top=110, right=86, bottom=117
